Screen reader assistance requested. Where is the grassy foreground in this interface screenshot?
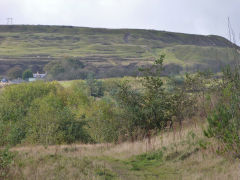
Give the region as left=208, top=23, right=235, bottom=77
left=7, top=121, right=240, bottom=180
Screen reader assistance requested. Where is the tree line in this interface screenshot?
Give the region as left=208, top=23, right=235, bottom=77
left=1, top=55, right=240, bottom=159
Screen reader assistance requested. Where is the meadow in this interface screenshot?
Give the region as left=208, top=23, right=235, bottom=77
left=6, top=121, right=240, bottom=180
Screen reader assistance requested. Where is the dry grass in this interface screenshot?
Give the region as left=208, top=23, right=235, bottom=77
left=8, top=120, right=240, bottom=180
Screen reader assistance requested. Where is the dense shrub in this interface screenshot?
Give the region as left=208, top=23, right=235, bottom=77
left=26, top=93, right=89, bottom=145
left=205, top=104, right=240, bottom=155
left=204, top=67, right=240, bottom=156
left=44, top=57, right=86, bottom=80
left=85, top=98, right=121, bottom=143
left=0, top=81, right=57, bottom=122
left=0, top=56, right=197, bottom=146
left=22, top=69, right=33, bottom=80
left=86, top=74, right=104, bottom=97
left=0, top=81, right=91, bottom=146
left=0, top=148, right=15, bottom=179
left=0, top=82, right=57, bottom=145
left=7, top=66, right=23, bottom=79
left=114, top=55, right=194, bottom=139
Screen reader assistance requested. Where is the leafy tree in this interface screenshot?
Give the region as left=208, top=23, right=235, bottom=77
left=115, top=55, right=197, bottom=140
left=26, top=93, right=90, bottom=145
left=44, top=57, right=86, bottom=80
left=7, top=66, right=23, bottom=79
left=204, top=66, right=240, bottom=157
left=85, top=98, right=120, bottom=143
left=115, top=55, right=172, bottom=138
left=0, top=82, right=57, bottom=145
left=44, top=61, right=64, bottom=77
left=22, top=69, right=33, bottom=80
left=86, top=74, right=104, bottom=97
left=0, top=81, right=94, bottom=146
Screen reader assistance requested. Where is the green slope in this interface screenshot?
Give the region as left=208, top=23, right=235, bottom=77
left=0, top=25, right=239, bottom=78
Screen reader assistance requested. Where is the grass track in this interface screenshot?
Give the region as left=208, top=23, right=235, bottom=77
left=9, top=121, right=240, bottom=180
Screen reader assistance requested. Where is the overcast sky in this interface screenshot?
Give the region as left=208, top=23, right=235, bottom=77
left=0, top=0, right=239, bottom=41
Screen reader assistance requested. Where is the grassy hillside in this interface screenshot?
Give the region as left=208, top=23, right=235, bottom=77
left=0, top=25, right=239, bottom=78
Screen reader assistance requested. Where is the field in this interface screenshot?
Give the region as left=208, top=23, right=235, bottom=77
left=8, top=121, right=240, bottom=180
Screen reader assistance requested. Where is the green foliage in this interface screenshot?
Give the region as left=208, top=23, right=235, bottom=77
left=22, top=69, right=33, bottom=80
left=7, top=66, right=23, bottom=79
left=115, top=82, right=145, bottom=134
left=65, top=81, right=90, bottom=113
left=0, top=57, right=198, bottom=147
left=116, top=55, right=170, bottom=134
left=0, top=82, right=57, bottom=145
left=128, top=150, right=164, bottom=171
left=0, top=81, right=57, bottom=122
left=184, top=71, right=216, bottom=118
left=137, top=150, right=164, bottom=161
left=95, top=167, right=116, bottom=179
left=204, top=66, right=240, bottom=157
left=7, top=121, right=27, bottom=146
left=26, top=93, right=89, bottom=145
left=205, top=104, right=240, bottom=156
left=86, top=98, right=121, bottom=143
left=44, top=57, right=86, bottom=80
left=115, top=55, right=194, bottom=138
left=86, top=74, right=104, bottom=97
left=0, top=148, right=15, bottom=179
left=44, top=61, right=64, bottom=77
left=0, top=81, right=91, bottom=146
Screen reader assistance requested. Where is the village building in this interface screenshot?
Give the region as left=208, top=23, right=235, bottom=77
left=33, top=72, right=47, bottom=78
left=29, top=72, right=47, bottom=81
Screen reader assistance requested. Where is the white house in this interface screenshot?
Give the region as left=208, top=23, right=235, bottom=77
left=33, top=72, right=47, bottom=78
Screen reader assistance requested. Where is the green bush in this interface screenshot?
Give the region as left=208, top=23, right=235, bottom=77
left=0, top=81, right=91, bottom=146
left=7, top=66, right=23, bottom=79
left=44, top=57, right=86, bottom=80
left=0, top=81, right=57, bottom=145
left=0, top=81, right=57, bottom=122
left=114, top=55, right=193, bottom=138
left=26, top=93, right=90, bottom=145
left=86, top=98, right=121, bottom=143
left=86, top=74, right=104, bottom=97
left=205, top=104, right=240, bottom=156
left=0, top=57, right=197, bottom=146
left=0, top=148, right=15, bottom=179
left=22, top=69, right=33, bottom=80
left=204, top=66, right=240, bottom=157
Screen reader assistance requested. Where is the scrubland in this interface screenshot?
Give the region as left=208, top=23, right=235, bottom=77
left=5, top=120, right=240, bottom=180
left=1, top=56, right=240, bottom=179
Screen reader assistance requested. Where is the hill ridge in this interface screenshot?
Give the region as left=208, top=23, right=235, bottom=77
left=0, top=25, right=239, bottom=79
left=0, top=25, right=236, bottom=48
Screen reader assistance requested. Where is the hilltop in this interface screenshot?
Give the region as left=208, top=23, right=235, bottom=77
left=0, top=25, right=239, bottom=78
